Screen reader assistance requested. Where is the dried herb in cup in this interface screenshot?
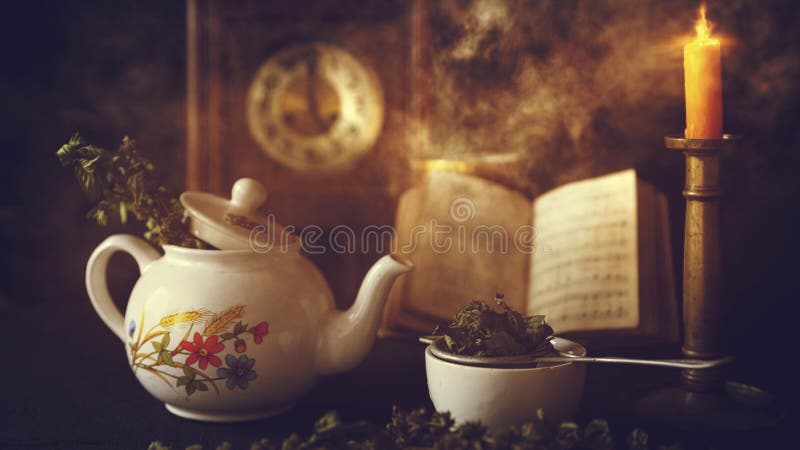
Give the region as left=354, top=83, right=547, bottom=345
left=433, top=294, right=555, bottom=357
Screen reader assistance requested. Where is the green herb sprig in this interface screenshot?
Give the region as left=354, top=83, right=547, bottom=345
left=433, top=295, right=555, bottom=357
left=147, top=406, right=683, bottom=450
left=56, top=133, right=206, bottom=249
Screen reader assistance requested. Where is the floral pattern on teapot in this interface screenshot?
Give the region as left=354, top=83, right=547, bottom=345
left=127, top=304, right=269, bottom=397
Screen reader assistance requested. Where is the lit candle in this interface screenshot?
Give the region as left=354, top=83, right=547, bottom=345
left=684, top=2, right=722, bottom=139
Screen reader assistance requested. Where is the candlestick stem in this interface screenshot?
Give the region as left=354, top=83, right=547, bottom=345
left=665, top=134, right=732, bottom=391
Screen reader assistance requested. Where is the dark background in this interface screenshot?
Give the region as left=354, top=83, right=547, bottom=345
left=1, top=0, right=798, bottom=448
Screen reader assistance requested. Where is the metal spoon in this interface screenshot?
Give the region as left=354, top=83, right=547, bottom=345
left=419, top=336, right=734, bottom=370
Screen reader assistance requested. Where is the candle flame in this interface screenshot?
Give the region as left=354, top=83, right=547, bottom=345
left=693, top=2, right=715, bottom=43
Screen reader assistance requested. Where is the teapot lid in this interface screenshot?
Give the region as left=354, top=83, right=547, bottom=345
left=180, top=178, right=295, bottom=251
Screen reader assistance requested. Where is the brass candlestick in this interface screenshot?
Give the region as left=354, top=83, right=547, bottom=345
left=635, top=134, right=785, bottom=431
left=668, top=134, right=732, bottom=392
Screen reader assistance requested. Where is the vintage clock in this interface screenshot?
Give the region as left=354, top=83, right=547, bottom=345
left=186, top=0, right=417, bottom=200
left=246, top=43, right=385, bottom=172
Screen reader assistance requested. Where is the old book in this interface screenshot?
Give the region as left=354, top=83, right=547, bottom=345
left=380, top=169, right=679, bottom=348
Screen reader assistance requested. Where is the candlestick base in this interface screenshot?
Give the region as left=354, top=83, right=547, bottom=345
left=636, top=380, right=786, bottom=432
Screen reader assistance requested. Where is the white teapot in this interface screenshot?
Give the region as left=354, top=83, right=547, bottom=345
left=85, top=178, right=412, bottom=422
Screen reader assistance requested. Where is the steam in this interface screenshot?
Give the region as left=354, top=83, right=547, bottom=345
left=425, top=0, right=799, bottom=195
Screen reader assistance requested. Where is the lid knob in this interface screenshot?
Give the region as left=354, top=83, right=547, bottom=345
left=230, top=178, right=267, bottom=213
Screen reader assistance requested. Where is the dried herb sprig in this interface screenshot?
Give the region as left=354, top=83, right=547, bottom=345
left=433, top=294, right=555, bottom=357
left=56, top=133, right=206, bottom=249
left=387, top=406, right=455, bottom=448
left=147, top=406, right=683, bottom=450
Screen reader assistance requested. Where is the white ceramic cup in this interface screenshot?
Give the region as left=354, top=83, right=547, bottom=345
left=425, top=337, right=587, bottom=429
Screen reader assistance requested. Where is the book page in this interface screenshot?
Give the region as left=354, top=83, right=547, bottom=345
left=382, top=171, right=532, bottom=330
left=528, top=169, right=639, bottom=333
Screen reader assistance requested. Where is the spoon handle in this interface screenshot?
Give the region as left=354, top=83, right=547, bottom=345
left=419, top=336, right=436, bottom=345
left=420, top=336, right=735, bottom=369
left=533, top=355, right=735, bottom=369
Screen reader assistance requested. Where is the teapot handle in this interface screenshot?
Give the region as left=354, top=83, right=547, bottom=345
left=85, top=234, right=160, bottom=342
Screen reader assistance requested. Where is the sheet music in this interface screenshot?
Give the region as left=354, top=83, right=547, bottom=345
left=528, top=170, right=640, bottom=333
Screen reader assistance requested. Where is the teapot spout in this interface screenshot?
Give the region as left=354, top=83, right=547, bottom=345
left=315, top=255, right=413, bottom=375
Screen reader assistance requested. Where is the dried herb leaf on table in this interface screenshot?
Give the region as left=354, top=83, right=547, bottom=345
left=56, top=133, right=206, bottom=249
left=147, top=406, right=683, bottom=450
left=433, top=295, right=555, bottom=357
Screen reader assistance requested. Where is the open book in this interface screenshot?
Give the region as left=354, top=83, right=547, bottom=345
left=380, top=169, right=679, bottom=347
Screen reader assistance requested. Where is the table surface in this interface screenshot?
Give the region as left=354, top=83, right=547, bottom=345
left=0, top=300, right=792, bottom=450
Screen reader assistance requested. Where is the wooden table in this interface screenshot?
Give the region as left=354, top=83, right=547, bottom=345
left=0, top=300, right=790, bottom=449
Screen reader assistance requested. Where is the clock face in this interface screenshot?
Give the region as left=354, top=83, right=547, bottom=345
left=246, top=43, right=385, bottom=172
